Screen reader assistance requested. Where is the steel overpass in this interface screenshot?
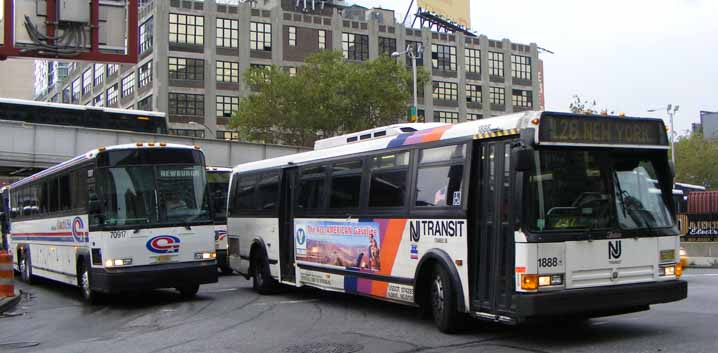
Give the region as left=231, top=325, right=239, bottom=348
left=0, top=119, right=308, bottom=179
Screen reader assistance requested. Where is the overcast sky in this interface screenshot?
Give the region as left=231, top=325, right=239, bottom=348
left=353, top=0, right=717, bottom=135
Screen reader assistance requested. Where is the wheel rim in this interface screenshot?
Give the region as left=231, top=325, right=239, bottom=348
left=20, top=258, right=28, bottom=280
left=81, top=270, right=91, bottom=299
left=431, top=274, right=444, bottom=315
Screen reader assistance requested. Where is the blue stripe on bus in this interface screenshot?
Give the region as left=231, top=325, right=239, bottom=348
left=387, top=133, right=411, bottom=149
left=344, top=276, right=358, bottom=294
left=11, top=236, right=76, bottom=242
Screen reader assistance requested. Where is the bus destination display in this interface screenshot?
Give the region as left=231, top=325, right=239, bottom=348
left=539, top=114, right=668, bottom=146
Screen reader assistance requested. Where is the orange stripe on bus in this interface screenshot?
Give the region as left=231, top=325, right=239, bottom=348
left=421, top=125, right=452, bottom=143
left=371, top=219, right=407, bottom=297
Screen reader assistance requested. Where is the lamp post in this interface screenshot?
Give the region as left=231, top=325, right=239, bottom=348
left=648, top=104, right=680, bottom=166
left=391, top=43, right=423, bottom=122
left=188, top=121, right=215, bottom=139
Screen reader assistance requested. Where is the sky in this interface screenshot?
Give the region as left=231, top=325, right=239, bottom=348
left=353, top=0, right=718, bottom=135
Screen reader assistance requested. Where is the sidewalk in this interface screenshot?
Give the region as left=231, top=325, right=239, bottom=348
left=0, top=289, right=21, bottom=313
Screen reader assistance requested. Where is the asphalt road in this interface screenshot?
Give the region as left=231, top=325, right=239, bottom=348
left=1, top=269, right=717, bottom=353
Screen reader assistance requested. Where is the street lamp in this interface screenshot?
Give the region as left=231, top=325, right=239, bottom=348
left=648, top=104, right=680, bottom=166
left=391, top=43, right=423, bottom=122
left=188, top=121, right=215, bottom=139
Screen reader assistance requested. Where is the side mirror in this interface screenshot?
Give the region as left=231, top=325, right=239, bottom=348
left=512, top=148, right=532, bottom=172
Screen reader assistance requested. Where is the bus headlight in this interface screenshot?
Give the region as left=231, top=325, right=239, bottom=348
left=104, top=258, right=133, bottom=267
left=659, top=264, right=676, bottom=276
left=537, top=274, right=564, bottom=287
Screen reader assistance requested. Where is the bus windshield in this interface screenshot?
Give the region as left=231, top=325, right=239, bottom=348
left=529, top=149, right=673, bottom=233
left=93, top=149, right=211, bottom=229
left=208, top=171, right=230, bottom=224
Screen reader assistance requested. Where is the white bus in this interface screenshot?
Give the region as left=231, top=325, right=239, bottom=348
left=7, top=143, right=218, bottom=302
left=226, top=112, right=687, bottom=332
left=207, top=167, right=233, bottom=274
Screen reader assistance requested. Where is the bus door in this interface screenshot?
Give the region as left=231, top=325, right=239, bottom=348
left=279, top=167, right=297, bottom=284
left=472, top=139, right=516, bottom=317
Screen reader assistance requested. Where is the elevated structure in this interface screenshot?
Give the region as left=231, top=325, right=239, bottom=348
left=0, top=119, right=307, bottom=178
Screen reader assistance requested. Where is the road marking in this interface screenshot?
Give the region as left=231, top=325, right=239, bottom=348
left=682, top=274, right=718, bottom=277
left=252, top=299, right=319, bottom=306
left=206, top=288, right=240, bottom=293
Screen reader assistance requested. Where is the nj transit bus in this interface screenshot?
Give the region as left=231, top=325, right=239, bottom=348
left=225, top=112, right=687, bottom=332
left=7, top=143, right=218, bottom=302
left=207, top=167, right=233, bottom=273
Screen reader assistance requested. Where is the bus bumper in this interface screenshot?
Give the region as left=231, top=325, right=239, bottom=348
left=514, top=280, right=687, bottom=319
left=90, top=260, right=218, bottom=293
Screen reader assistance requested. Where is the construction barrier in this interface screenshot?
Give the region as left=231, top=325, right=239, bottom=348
left=0, top=251, right=14, bottom=298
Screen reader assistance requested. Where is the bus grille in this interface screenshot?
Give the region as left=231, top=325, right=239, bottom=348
left=569, top=265, right=654, bottom=288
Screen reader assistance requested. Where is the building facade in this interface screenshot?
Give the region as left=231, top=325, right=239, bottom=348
left=35, top=0, right=543, bottom=140
left=33, top=61, right=71, bottom=99
left=0, top=59, right=35, bottom=100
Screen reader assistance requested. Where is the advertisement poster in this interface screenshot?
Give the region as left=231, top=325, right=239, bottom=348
left=295, top=220, right=382, bottom=271
left=685, top=214, right=718, bottom=242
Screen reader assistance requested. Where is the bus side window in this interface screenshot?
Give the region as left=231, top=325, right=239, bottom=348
left=297, top=165, right=327, bottom=211
left=369, top=152, right=410, bottom=208
left=329, top=160, right=363, bottom=209
left=415, top=144, right=466, bottom=208
left=233, top=175, right=258, bottom=214
left=256, top=173, right=280, bottom=212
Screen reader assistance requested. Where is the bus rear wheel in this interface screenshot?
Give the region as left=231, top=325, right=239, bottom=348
left=430, top=265, right=462, bottom=333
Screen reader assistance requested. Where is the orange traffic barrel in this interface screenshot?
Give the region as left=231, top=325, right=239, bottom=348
left=0, top=251, right=14, bottom=297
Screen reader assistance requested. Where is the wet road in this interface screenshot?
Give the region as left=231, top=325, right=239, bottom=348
left=1, top=269, right=717, bottom=353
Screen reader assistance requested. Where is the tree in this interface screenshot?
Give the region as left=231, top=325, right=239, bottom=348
left=569, top=94, right=615, bottom=115
left=674, top=131, right=718, bottom=188
left=229, top=50, right=429, bottom=147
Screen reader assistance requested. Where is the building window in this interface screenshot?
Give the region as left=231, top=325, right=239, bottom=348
left=511, top=55, right=531, bottom=81
left=217, top=130, right=240, bottom=141
left=137, top=95, right=152, bottom=111
left=434, top=111, right=459, bottom=123
left=169, top=128, right=204, bottom=138
left=82, top=68, right=92, bottom=95
left=512, top=89, right=533, bottom=108
left=139, top=17, right=154, bottom=54
left=106, top=84, right=118, bottom=105
left=288, top=26, right=297, bottom=47
left=431, top=44, right=457, bottom=71
left=432, top=81, right=458, bottom=101
left=169, top=57, right=204, bottom=81
left=250, top=22, right=272, bottom=51
left=467, top=113, right=482, bottom=121
left=121, top=72, right=135, bottom=98
left=169, top=93, right=204, bottom=116
left=216, top=18, right=239, bottom=48
left=489, top=51, right=504, bottom=77
left=93, top=63, right=104, bottom=87
left=94, top=93, right=105, bottom=107
left=318, top=30, right=326, bottom=49
left=138, top=61, right=152, bottom=88
left=378, top=37, right=396, bottom=56
left=71, top=78, right=81, bottom=104
left=406, top=41, right=424, bottom=67
left=342, top=33, right=369, bottom=61
left=465, top=48, right=480, bottom=74
left=169, top=13, right=204, bottom=46
left=466, top=84, right=482, bottom=104
left=216, top=96, right=239, bottom=118
left=490, top=86, right=505, bottom=106
left=216, top=61, right=239, bottom=83
left=107, top=64, right=119, bottom=77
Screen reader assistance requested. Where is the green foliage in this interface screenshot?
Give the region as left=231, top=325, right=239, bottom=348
left=569, top=94, right=614, bottom=115
left=674, top=131, right=718, bottom=188
left=229, top=50, right=428, bottom=147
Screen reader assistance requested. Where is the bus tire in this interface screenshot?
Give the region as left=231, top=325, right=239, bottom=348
left=220, top=265, right=234, bottom=275
left=251, top=251, right=276, bottom=294
left=78, top=259, right=102, bottom=304
left=19, top=250, right=33, bottom=284
left=177, top=284, right=200, bottom=298
left=430, top=264, right=462, bottom=333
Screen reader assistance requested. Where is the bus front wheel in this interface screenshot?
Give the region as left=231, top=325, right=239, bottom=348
left=177, top=284, right=200, bottom=298
left=430, top=264, right=463, bottom=333
left=78, top=260, right=102, bottom=304
left=251, top=252, right=276, bottom=294
left=19, top=252, right=32, bottom=284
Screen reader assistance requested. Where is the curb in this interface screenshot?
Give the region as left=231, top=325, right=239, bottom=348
left=0, top=289, right=21, bottom=313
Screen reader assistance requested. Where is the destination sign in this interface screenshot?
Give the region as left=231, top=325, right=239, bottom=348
left=538, top=114, right=668, bottom=146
